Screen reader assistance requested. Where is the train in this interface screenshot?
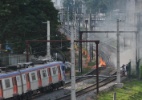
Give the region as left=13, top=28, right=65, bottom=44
left=0, top=61, right=66, bottom=100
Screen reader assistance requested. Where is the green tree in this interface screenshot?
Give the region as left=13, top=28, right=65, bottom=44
left=0, top=0, right=61, bottom=55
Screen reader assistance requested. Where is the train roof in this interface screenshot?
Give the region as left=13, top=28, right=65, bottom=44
left=0, top=61, right=62, bottom=79
left=20, top=61, right=62, bottom=73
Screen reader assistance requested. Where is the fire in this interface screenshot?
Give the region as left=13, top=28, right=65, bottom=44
left=99, top=57, right=106, bottom=67
left=92, top=57, right=106, bottom=69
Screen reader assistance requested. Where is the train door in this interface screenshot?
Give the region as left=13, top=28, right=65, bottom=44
left=0, top=80, right=3, bottom=99
left=22, top=74, right=27, bottom=93
left=16, top=75, right=22, bottom=95
left=37, top=70, right=42, bottom=88
left=48, top=68, right=52, bottom=84
left=12, top=77, right=18, bottom=95
left=2, top=78, right=13, bottom=99
left=40, top=69, right=48, bottom=87
left=51, top=66, right=58, bottom=83
left=29, top=71, right=38, bottom=90
left=26, top=73, right=31, bottom=91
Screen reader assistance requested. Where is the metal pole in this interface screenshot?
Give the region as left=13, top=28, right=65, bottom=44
left=117, top=19, right=120, bottom=83
left=78, top=16, right=81, bottom=72
left=67, top=7, right=70, bottom=32
left=136, top=32, right=138, bottom=77
left=88, top=13, right=91, bottom=61
left=79, top=32, right=83, bottom=73
left=96, top=41, right=99, bottom=94
left=71, top=26, right=76, bottom=100
left=26, top=41, right=29, bottom=62
left=85, top=20, right=87, bottom=50
left=42, top=21, right=51, bottom=60
left=47, top=21, right=51, bottom=60
left=113, top=92, right=116, bottom=100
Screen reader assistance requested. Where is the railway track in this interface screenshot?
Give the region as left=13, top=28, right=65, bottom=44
left=32, top=67, right=104, bottom=100
left=33, top=38, right=115, bottom=100
left=56, top=72, right=116, bottom=100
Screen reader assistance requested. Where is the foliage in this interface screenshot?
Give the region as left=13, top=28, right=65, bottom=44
left=88, top=61, right=96, bottom=66
left=0, top=0, right=62, bottom=55
left=98, top=79, right=142, bottom=100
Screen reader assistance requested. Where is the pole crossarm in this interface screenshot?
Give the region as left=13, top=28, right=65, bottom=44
left=26, top=40, right=100, bottom=43
left=79, top=31, right=137, bottom=33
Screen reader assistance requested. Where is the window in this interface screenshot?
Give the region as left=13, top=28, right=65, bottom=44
left=52, top=67, right=57, bottom=75
left=24, top=75, right=26, bottom=80
left=31, top=73, right=36, bottom=81
left=5, top=79, right=10, bottom=88
left=42, top=70, right=47, bottom=78
left=16, top=76, right=20, bottom=82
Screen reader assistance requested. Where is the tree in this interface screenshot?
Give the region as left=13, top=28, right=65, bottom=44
left=0, top=0, right=60, bottom=55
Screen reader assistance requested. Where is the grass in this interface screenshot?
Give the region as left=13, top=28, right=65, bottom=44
left=76, top=67, right=92, bottom=76
left=88, top=61, right=96, bottom=66
left=97, top=79, right=142, bottom=100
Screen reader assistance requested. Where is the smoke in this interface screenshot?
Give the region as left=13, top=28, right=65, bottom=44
left=90, top=0, right=141, bottom=70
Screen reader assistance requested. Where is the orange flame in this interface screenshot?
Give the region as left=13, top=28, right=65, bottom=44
left=99, top=57, right=106, bottom=67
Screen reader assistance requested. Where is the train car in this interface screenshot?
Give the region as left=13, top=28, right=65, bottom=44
left=0, top=61, right=65, bottom=100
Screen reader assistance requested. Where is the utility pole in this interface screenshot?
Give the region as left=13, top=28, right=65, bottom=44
left=42, top=21, right=51, bottom=60
left=71, top=26, right=76, bottom=100
left=88, top=13, right=91, bottom=61
left=67, top=7, right=70, bottom=34
left=78, top=13, right=81, bottom=72
left=116, top=19, right=121, bottom=83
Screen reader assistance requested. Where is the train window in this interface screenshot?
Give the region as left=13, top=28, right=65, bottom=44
left=52, top=67, right=58, bottom=75
left=24, top=75, right=26, bottom=80
left=22, top=74, right=26, bottom=84
left=16, top=76, right=21, bottom=86
left=5, top=79, right=10, bottom=88
left=16, top=76, right=20, bottom=82
left=31, top=73, right=36, bottom=81
left=42, top=70, right=47, bottom=78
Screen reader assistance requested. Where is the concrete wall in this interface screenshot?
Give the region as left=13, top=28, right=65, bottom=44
left=0, top=54, right=34, bottom=66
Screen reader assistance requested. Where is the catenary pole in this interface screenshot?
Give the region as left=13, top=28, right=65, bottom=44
left=117, top=19, right=120, bottom=83
left=42, top=21, right=51, bottom=60
left=71, top=26, right=76, bottom=100
left=47, top=21, right=51, bottom=60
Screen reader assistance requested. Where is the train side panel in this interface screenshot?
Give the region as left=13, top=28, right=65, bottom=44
left=59, top=65, right=65, bottom=81
left=40, top=68, right=49, bottom=87
left=16, top=75, right=22, bottom=95
left=21, top=74, right=29, bottom=93
left=51, top=66, right=58, bottom=84
left=2, top=78, right=13, bottom=99
left=29, top=71, right=38, bottom=91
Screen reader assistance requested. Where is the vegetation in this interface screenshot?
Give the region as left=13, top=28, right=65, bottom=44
left=98, top=79, right=142, bottom=100
left=0, top=0, right=70, bottom=56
